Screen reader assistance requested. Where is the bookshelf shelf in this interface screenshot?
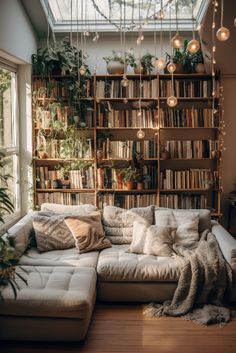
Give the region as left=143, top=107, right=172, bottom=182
left=33, top=73, right=222, bottom=213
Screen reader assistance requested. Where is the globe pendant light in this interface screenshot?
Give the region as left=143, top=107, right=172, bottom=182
left=187, top=0, right=200, bottom=54
left=154, top=58, right=167, bottom=71
left=167, top=62, right=176, bottom=73
left=216, top=0, right=230, bottom=41
left=171, top=32, right=184, bottom=49
left=121, top=75, right=129, bottom=87
left=137, top=129, right=145, bottom=139
left=167, top=95, right=178, bottom=107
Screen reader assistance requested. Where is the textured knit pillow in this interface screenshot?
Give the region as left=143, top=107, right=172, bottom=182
left=32, top=214, right=75, bottom=252
left=102, top=205, right=154, bottom=244
left=155, top=209, right=200, bottom=247
left=130, top=221, right=174, bottom=256
left=65, top=212, right=111, bottom=253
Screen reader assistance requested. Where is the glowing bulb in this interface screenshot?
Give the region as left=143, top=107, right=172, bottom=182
left=154, top=58, right=166, bottom=71
left=216, top=26, right=230, bottom=41
left=167, top=96, right=178, bottom=107
left=137, top=110, right=142, bottom=117
left=85, top=31, right=90, bottom=37
left=136, top=37, right=141, bottom=45
left=187, top=39, right=200, bottom=54
left=234, top=18, right=236, bottom=27
left=123, top=98, right=128, bottom=104
left=167, top=63, right=176, bottom=73
left=171, top=32, right=184, bottom=49
left=140, top=34, right=144, bottom=41
left=121, top=76, right=129, bottom=87
left=79, top=66, right=86, bottom=76
left=137, top=129, right=145, bottom=139
left=158, top=9, right=165, bottom=20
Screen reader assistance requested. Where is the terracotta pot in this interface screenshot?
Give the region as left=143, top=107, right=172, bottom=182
left=137, top=182, right=144, bottom=191
left=195, top=63, right=205, bottom=74
left=174, top=63, right=184, bottom=74
left=107, top=61, right=125, bottom=74
left=126, top=181, right=135, bottom=190
left=134, top=65, right=146, bottom=75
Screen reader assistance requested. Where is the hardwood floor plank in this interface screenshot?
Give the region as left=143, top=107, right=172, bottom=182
left=1, top=303, right=236, bottom=353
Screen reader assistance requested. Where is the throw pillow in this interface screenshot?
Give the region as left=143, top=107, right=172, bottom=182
left=32, top=214, right=75, bottom=252
left=155, top=209, right=200, bottom=247
left=102, top=205, right=154, bottom=244
left=155, top=207, right=211, bottom=233
left=40, top=203, right=97, bottom=214
left=130, top=221, right=174, bottom=256
left=65, top=212, right=111, bottom=253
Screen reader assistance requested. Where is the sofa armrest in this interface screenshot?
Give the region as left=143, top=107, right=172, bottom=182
left=7, top=212, right=37, bottom=254
left=211, top=220, right=236, bottom=266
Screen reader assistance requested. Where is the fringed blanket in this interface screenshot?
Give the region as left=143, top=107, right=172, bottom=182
left=144, top=230, right=234, bottom=325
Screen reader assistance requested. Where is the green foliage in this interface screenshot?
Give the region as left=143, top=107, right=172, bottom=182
left=121, top=166, right=138, bottom=182
left=103, top=49, right=134, bottom=65
left=0, top=69, right=11, bottom=95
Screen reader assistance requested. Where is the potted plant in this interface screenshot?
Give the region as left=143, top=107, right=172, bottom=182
left=122, top=166, right=137, bottom=190
left=103, top=49, right=134, bottom=74
left=131, top=53, right=156, bottom=75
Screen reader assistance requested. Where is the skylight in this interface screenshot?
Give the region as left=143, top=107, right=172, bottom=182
left=41, top=0, right=208, bottom=32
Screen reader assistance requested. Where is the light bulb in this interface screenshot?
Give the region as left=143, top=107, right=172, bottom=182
left=158, top=9, right=165, bottom=20
left=167, top=63, right=176, bottom=73
left=171, top=32, right=184, bottom=49
left=123, top=98, right=128, bottom=104
left=234, top=18, right=236, bottom=27
left=154, top=58, right=166, bottom=71
left=85, top=31, right=90, bottom=37
left=216, top=26, right=230, bottom=41
left=137, top=110, right=142, bottom=117
left=121, top=76, right=129, bottom=87
left=79, top=66, right=86, bottom=76
left=136, top=37, right=141, bottom=45
left=140, top=34, right=144, bottom=41
left=187, top=39, right=200, bottom=54
left=137, top=129, right=145, bottom=139
left=167, top=96, right=178, bottom=107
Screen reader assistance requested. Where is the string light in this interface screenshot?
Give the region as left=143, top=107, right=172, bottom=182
left=216, top=0, right=230, bottom=41
left=167, top=62, right=176, bottom=73
left=137, top=129, right=145, bottom=139
left=187, top=0, right=200, bottom=54
left=171, top=0, right=183, bottom=49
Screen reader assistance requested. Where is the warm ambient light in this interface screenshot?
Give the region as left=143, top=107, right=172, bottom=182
left=171, top=32, right=184, bottom=49
left=234, top=18, right=236, bottom=26
left=121, top=76, right=129, bottom=87
left=79, top=66, right=86, bottom=75
left=187, top=39, right=200, bottom=54
left=153, top=58, right=166, bottom=71
left=216, top=26, right=230, bottom=41
left=137, top=129, right=145, bottom=139
left=167, top=96, right=178, bottom=107
left=167, top=63, right=176, bottom=73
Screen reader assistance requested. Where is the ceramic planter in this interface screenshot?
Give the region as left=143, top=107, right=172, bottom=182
left=107, top=61, right=126, bottom=74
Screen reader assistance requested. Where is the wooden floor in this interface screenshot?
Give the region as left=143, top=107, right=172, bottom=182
left=2, top=303, right=236, bottom=353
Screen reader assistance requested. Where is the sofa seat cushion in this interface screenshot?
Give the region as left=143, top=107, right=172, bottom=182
left=0, top=266, right=96, bottom=319
left=97, top=245, right=180, bottom=282
left=19, top=247, right=99, bottom=268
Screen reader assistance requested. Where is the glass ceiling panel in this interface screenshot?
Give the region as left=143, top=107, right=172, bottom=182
left=42, top=0, right=206, bottom=31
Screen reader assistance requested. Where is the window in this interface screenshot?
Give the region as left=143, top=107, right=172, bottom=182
left=0, top=62, right=20, bottom=227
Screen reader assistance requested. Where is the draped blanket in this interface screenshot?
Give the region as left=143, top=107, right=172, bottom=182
left=144, top=230, right=234, bottom=325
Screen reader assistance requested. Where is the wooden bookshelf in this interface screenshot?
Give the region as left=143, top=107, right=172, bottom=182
left=32, top=73, right=222, bottom=214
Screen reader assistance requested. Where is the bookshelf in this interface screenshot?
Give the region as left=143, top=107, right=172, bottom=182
left=32, top=73, right=222, bottom=216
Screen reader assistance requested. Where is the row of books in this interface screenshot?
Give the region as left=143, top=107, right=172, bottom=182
left=33, top=78, right=92, bottom=99
left=159, top=194, right=208, bottom=209
left=96, top=79, right=159, bottom=98
left=36, top=166, right=95, bottom=189
left=159, top=108, right=219, bottom=128
left=98, top=193, right=157, bottom=209
left=164, top=140, right=218, bottom=159
left=97, top=108, right=158, bottom=128
left=99, top=139, right=157, bottom=159
left=159, top=80, right=219, bottom=98
left=97, top=165, right=157, bottom=190
left=160, top=169, right=215, bottom=190
left=36, top=192, right=95, bottom=208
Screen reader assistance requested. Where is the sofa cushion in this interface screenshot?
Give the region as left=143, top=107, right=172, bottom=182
left=41, top=203, right=97, bottom=214
left=64, top=212, right=111, bottom=253
left=19, top=247, right=99, bottom=268
left=97, top=244, right=181, bottom=282
left=130, top=221, right=174, bottom=256
left=32, top=214, right=75, bottom=252
left=0, top=266, right=97, bottom=319
left=155, top=209, right=200, bottom=247
left=155, top=207, right=211, bottom=233
left=102, top=205, right=154, bottom=244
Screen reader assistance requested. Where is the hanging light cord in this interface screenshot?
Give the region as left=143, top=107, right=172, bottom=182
left=220, top=0, right=224, bottom=27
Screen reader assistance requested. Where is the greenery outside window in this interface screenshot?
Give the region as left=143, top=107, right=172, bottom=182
left=0, top=63, right=20, bottom=227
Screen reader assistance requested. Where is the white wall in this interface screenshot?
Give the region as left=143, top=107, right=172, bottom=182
left=0, top=0, right=37, bottom=63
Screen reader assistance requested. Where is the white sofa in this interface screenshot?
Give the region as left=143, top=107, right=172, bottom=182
left=0, top=205, right=236, bottom=341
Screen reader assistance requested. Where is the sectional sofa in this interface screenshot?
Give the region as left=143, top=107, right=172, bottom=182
left=0, top=203, right=236, bottom=341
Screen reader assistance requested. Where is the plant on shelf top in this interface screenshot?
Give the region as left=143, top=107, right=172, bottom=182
left=121, top=166, right=138, bottom=182
left=103, top=49, right=134, bottom=65
left=130, top=53, right=156, bottom=74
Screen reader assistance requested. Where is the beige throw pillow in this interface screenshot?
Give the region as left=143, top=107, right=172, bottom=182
left=130, top=221, right=174, bottom=256
left=65, top=212, right=111, bottom=253
left=155, top=209, right=200, bottom=247
left=32, top=214, right=75, bottom=252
